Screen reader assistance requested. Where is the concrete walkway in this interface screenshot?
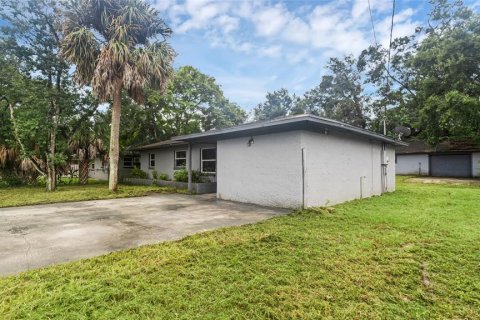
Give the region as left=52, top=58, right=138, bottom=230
left=0, top=194, right=288, bottom=276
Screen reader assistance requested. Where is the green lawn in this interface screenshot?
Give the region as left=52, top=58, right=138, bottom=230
left=0, top=182, right=177, bottom=208
left=1, top=178, right=479, bottom=319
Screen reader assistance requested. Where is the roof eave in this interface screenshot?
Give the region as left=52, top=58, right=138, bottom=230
left=172, top=115, right=407, bottom=146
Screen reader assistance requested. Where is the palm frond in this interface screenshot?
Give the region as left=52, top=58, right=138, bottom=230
left=133, top=41, right=176, bottom=93
left=61, top=27, right=100, bottom=85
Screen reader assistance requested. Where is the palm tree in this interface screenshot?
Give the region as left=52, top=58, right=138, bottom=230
left=61, top=0, right=175, bottom=191
left=69, top=127, right=104, bottom=185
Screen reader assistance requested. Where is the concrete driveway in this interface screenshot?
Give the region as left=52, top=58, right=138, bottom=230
left=0, top=194, right=288, bottom=276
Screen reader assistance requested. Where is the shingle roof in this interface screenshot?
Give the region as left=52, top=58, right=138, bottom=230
left=172, top=114, right=406, bottom=146
left=396, top=139, right=480, bottom=154
left=132, top=139, right=188, bottom=151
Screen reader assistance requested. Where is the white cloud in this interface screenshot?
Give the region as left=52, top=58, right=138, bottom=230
left=150, top=0, right=175, bottom=11
left=252, top=3, right=290, bottom=37
left=156, top=0, right=423, bottom=108
left=376, top=8, right=417, bottom=47
left=162, top=0, right=420, bottom=58
left=171, top=0, right=231, bottom=33
left=216, top=15, right=239, bottom=33
left=216, top=75, right=272, bottom=108
left=351, top=0, right=391, bottom=20
left=259, top=45, right=282, bottom=58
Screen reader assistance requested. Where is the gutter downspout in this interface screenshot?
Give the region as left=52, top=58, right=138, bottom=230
left=187, top=143, right=192, bottom=193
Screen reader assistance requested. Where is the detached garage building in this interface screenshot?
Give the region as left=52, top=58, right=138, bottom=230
left=396, top=140, right=480, bottom=178
left=163, top=114, right=403, bottom=208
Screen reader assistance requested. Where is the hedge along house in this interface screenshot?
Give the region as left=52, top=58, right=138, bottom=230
left=133, top=114, right=405, bottom=208
left=396, top=140, right=480, bottom=178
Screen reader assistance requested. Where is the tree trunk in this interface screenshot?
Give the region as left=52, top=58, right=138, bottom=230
left=46, top=100, right=59, bottom=191
left=79, top=158, right=89, bottom=185
left=46, top=159, right=56, bottom=191
left=108, top=79, right=123, bottom=192
left=45, top=61, right=62, bottom=191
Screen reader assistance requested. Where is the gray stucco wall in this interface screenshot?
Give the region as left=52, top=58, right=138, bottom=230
left=137, top=143, right=215, bottom=180
left=217, top=131, right=303, bottom=208
left=301, top=131, right=395, bottom=207
left=217, top=130, right=396, bottom=208
left=472, top=152, right=480, bottom=177
left=89, top=157, right=109, bottom=180
left=396, top=154, right=430, bottom=176
left=386, top=145, right=396, bottom=192
left=88, top=157, right=132, bottom=181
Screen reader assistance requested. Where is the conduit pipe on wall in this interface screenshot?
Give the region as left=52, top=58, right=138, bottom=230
left=301, top=148, right=306, bottom=209
left=381, top=143, right=388, bottom=193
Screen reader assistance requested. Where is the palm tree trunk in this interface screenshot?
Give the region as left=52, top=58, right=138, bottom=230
left=108, top=78, right=122, bottom=191
left=46, top=114, right=57, bottom=191
left=79, top=158, right=89, bottom=185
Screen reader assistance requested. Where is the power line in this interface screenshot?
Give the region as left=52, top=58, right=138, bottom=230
left=367, top=0, right=378, bottom=46
left=387, top=0, right=396, bottom=76
left=383, top=0, right=396, bottom=135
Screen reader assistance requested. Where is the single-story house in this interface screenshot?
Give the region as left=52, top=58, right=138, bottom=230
left=88, top=153, right=136, bottom=181
left=131, top=114, right=404, bottom=208
left=396, top=140, right=480, bottom=178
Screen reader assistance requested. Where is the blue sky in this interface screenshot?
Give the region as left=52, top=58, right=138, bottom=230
left=151, top=0, right=479, bottom=112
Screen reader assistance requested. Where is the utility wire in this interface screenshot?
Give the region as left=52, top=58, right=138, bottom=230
left=367, top=0, right=396, bottom=135
left=387, top=0, right=396, bottom=77
left=383, top=0, right=396, bottom=135
left=367, top=0, right=378, bottom=46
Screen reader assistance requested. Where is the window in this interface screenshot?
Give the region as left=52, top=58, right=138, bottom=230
left=201, top=148, right=216, bottom=173
left=175, top=150, right=187, bottom=169
left=91, top=163, right=95, bottom=169
left=149, top=154, right=155, bottom=168
left=123, top=155, right=140, bottom=168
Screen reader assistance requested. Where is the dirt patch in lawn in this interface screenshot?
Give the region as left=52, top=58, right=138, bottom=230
left=406, top=177, right=480, bottom=185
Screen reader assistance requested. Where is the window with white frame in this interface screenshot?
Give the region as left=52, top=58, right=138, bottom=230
left=201, top=148, right=216, bottom=173
left=123, top=156, right=140, bottom=168
left=149, top=154, right=155, bottom=168
left=175, top=150, right=187, bottom=168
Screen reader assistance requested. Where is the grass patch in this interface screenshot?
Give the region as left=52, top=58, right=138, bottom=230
left=0, top=182, right=177, bottom=208
left=1, top=179, right=479, bottom=318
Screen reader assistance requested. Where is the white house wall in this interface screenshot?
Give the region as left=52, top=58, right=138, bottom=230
left=217, top=131, right=303, bottom=208
left=89, top=157, right=109, bottom=180
left=301, top=130, right=395, bottom=207
left=386, top=145, right=396, bottom=191
left=396, top=154, right=430, bottom=176
left=138, top=144, right=215, bottom=180
left=472, top=152, right=480, bottom=177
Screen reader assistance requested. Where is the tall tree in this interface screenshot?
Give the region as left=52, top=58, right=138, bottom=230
left=253, top=88, right=301, bottom=121
left=359, top=0, right=480, bottom=142
left=61, top=0, right=175, bottom=191
left=140, top=66, right=246, bottom=140
left=1, top=0, right=72, bottom=190
left=302, top=56, right=370, bottom=128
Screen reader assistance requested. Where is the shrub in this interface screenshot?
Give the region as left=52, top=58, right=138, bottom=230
left=151, top=170, right=158, bottom=180
left=0, top=175, right=25, bottom=187
left=173, top=169, right=202, bottom=183
left=129, top=167, right=148, bottom=179
left=173, top=169, right=187, bottom=182
left=159, top=172, right=168, bottom=180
